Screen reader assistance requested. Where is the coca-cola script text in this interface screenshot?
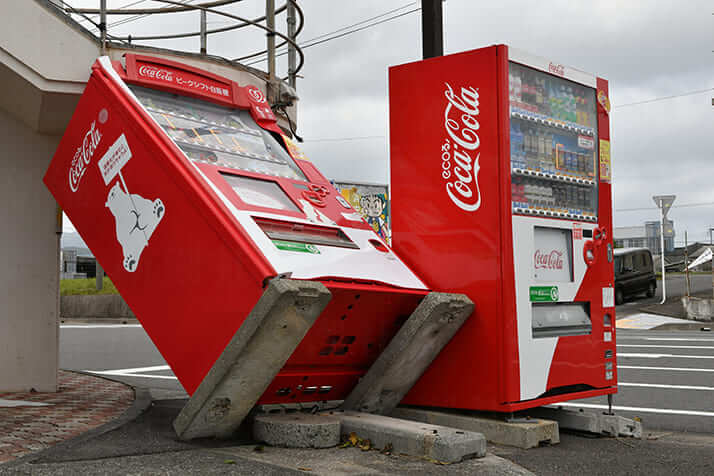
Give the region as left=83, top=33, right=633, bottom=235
left=441, top=83, right=482, bottom=212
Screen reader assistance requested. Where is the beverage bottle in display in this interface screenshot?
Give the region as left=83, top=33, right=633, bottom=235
left=544, top=131, right=554, bottom=173
left=535, top=77, right=544, bottom=114
left=514, top=71, right=522, bottom=106
left=536, top=130, right=546, bottom=171
left=510, top=122, right=523, bottom=168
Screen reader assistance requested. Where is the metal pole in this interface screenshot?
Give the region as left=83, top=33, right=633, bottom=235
left=287, top=0, right=297, bottom=89
left=100, top=0, right=107, bottom=55
left=421, top=0, right=444, bottom=59
left=266, top=0, right=276, bottom=87
left=684, top=230, right=690, bottom=297
left=200, top=8, right=207, bottom=54
left=707, top=228, right=713, bottom=298
left=659, top=200, right=666, bottom=304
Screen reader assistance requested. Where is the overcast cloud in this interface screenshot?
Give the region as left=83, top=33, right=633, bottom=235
left=66, top=1, right=714, bottom=244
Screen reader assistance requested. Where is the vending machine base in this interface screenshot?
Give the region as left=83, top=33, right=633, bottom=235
left=343, top=292, right=474, bottom=415
left=174, top=279, right=331, bottom=440
left=174, top=281, right=474, bottom=440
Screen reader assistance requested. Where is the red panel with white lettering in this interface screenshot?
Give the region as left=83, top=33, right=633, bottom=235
left=390, top=46, right=508, bottom=410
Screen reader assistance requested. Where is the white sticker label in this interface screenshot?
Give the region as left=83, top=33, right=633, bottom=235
left=604, top=331, right=612, bottom=342
left=603, top=287, right=614, bottom=308
left=605, top=370, right=613, bottom=380
left=99, top=134, right=132, bottom=185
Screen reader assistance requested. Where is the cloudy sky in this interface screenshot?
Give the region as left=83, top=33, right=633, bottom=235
left=65, top=1, right=714, bottom=245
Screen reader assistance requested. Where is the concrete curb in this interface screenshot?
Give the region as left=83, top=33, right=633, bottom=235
left=392, top=407, right=559, bottom=449
left=334, top=411, right=487, bottom=464
left=343, top=292, right=474, bottom=415
left=173, top=279, right=331, bottom=440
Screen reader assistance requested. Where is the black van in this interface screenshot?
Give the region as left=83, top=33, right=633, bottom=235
left=613, top=248, right=656, bottom=305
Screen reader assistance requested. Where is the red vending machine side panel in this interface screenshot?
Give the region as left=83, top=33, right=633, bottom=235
left=44, top=63, right=272, bottom=395
left=390, top=46, right=510, bottom=410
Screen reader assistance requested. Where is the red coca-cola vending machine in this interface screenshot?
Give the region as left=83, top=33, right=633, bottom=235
left=390, top=45, right=616, bottom=411
left=44, top=55, right=429, bottom=408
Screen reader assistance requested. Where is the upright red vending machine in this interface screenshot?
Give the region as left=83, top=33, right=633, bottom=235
left=45, top=55, right=429, bottom=409
left=390, top=45, right=616, bottom=411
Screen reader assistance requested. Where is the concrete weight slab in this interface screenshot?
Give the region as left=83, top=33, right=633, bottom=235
left=253, top=413, right=341, bottom=448
left=332, top=411, right=487, bottom=464
left=173, top=279, right=331, bottom=440
left=532, top=406, right=642, bottom=438
left=343, top=292, right=473, bottom=415
left=392, top=407, right=559, bottom=449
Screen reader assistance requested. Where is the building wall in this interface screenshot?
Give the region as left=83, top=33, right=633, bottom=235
left=0, top=107, right=60, bottom=391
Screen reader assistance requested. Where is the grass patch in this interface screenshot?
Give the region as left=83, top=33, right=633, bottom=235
left=61, top=277, right=119, bottom=296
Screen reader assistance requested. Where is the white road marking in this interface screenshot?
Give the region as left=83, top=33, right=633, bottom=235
left=617, top=344, right=714, bottom=350
left=557, top=402, right=714, bottom=418
left=619, top=382, right=714, bottom=391
left=89, top=370, right=177, bottom=380
left=0, top=399, right=52, bottom=407
left=619, top=365, right=714, bottom=372
left=618, top=337, right=714, bottom=342
left=618, top=353, right=714, bottom=359
left=88, top=365, right=170, bottom=375
left=61, top=324, right=142, bottom=329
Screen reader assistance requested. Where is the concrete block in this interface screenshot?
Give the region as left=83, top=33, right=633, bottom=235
left=392, top=407, right=559, bottom=449
left=531, top=407, right=642, bottom=438
left=173, top=279, right=331, bottom=440
left=334, top=411, right=486, bottom=464
left=252, top=413, right=341, bottom=448
left=682, top=296, right=714, bottom=322
left=343, top=292, right=473, bottom=415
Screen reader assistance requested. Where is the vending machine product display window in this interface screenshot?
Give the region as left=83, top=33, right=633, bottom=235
left=390, top=45, right=616, bottom=412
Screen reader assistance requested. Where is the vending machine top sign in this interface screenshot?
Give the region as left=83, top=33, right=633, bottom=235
left=390, top=44, right=616, bottom=412
left=45, top=54, right=429, bottom=404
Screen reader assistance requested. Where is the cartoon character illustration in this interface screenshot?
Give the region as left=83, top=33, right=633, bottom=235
left=359, top=194, right=388, bottom=240
left=105, top=181, right=165, bottom=272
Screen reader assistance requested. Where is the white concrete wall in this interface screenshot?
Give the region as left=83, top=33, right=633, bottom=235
left=0, top=106, right=60, bottom=392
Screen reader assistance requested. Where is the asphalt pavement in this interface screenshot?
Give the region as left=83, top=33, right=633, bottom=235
left=3, top=281, right=709, bottom=474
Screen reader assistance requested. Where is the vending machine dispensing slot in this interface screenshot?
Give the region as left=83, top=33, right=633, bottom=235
left=253, top=216, right=359, bottom=249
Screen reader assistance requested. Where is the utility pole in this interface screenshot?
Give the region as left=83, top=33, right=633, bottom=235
left=266, top=0, right=276, bottom=100
left=421, top=0, right=444, bottom=59
left=653, top=195, right=675, bottom=304
left=287, top=0, right=297, bottom=89
left=684, top=230, right=690, bottom=297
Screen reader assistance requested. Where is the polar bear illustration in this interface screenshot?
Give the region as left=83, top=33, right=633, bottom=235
left=105, top=181, right=165, bottom=272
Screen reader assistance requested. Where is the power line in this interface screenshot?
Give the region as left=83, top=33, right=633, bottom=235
left=246, top=4, right=421, bottom=66
left=302, top=135, right=385, bottom=143
left=615, top=201, right=714, bottom=212
left=613, top=87, right=714, bottom=109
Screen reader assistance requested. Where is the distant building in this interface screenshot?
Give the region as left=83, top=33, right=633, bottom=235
left=614, top=219, right=674, bottom=254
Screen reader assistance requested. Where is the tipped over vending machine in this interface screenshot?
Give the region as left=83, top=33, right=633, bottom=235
left=45, top=54, right=430, bottom=410
left=390, top=45, right=616, bottom=411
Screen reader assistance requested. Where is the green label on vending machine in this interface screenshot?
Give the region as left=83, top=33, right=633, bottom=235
left=530, top=286, right=559, bottom=302
left=272, top=240, right=320, bottom=254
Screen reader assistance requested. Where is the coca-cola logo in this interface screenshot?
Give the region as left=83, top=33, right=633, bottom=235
left=68, top=121, right=102, bottom=192
left=548, top=62, right=565, bottom=77
left=440, top=83, right=482, bottom=212
left=534, top=249, right=564, bottom=270
left=138, top=65, right=174, bottom=82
